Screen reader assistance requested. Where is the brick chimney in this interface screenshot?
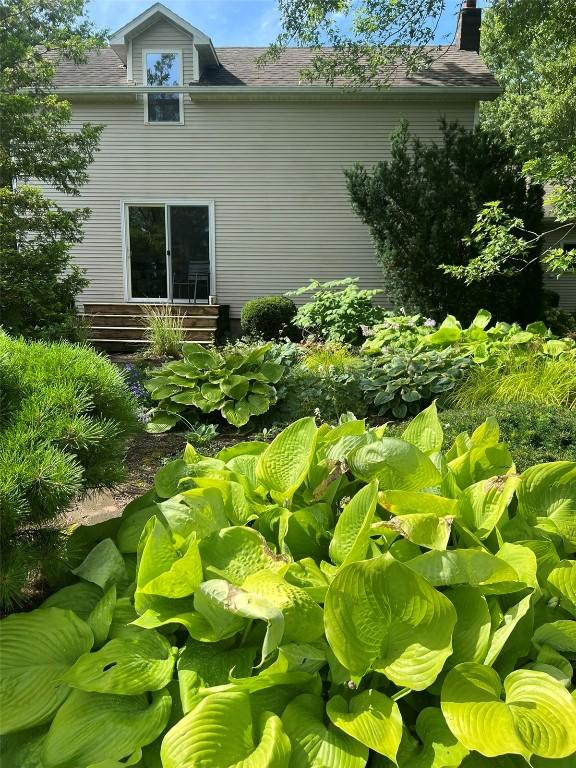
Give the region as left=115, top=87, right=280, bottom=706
left=456, top=0, right=482, bottom=53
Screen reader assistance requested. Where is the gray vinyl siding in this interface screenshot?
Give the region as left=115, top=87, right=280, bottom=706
left=44, top=96, right=478, bottom=318
left=542, top=225, right=576, bottom=311
left=131, top=19, right=195, bottom=84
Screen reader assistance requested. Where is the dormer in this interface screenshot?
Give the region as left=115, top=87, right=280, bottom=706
left=109, top=3, right=219, bottom=122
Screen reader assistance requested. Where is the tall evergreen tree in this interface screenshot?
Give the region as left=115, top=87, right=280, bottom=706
left=346, top=121, right=543, bottom=324
left=0, top=0, right=105, bottom=338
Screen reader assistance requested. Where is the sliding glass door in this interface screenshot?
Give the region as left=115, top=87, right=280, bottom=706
left=126, top=203, right=212, bottom=302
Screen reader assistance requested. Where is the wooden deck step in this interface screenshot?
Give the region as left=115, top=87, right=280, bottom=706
left=84, top=303, right=219, bottom=316
left=84, top=314, right=217, bottom=329
left=89, top=326, right=215, bottom=341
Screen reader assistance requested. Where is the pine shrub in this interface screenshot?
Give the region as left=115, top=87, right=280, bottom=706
left=0, top=334, right=138, bottom=609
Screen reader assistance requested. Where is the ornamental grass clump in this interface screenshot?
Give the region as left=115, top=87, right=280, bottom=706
left=2, top=404, right=575, bottom=766
left=0, top=333, right=138, bottom=609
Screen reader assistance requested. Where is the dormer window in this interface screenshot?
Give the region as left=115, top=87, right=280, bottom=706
left=144, top=50, right=183, bottom=123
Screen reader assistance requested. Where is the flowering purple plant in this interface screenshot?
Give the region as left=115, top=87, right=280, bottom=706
left=424, top=318, right=437, bottom=328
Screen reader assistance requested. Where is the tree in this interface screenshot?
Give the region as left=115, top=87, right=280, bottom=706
left=346, top=120, right=543, bottom=324
left=0, top=0, right=105, bottom=339
left=266, top=0, right=576, bottom=275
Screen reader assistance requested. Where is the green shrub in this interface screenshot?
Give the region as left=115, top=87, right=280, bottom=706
left=287, top=277, right=384, bottom=344
left=2, top=406, right=575, bottom=765
left=145, top=342, right=284, bottom=430
left=0, top=334, right=138, bottom=609
left=449, top=352, right=576, bottom=410
left=273, top=362, right=369, bottom=423
left=240, top=295, right=297, bottom=340
left=300, top=342, right=364, bottom=372
left=346, top=119, right=544, bottom=325
left=361, top=347, right=473, bottom=419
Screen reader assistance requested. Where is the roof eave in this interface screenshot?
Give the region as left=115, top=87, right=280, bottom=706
left=51, top=84, right=502, bottom=101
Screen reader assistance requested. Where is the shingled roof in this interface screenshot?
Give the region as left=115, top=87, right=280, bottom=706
left=50, top=45, right=498, bottom=90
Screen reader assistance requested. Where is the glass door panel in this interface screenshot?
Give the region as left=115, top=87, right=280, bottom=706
left=170, top=206, right=210, bottom=301
left=127, top=206, right=167, bottom=299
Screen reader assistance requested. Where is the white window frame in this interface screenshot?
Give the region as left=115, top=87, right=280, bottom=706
left=143, top=48, right=184, bottom=125
left=121, top=199, right=216, bottom=303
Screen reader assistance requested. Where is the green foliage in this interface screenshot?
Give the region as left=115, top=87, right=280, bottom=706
left=482, top=0, right=576, bottom=223
left=240, top=295, right=297, bottom=340
left=2, top=406, right=576, bottom=766
left=362, top=308, right=576, bottom=364
left=145, top=342, right=284, bottom=430
left=422, top=405, right=576, bottom=473
left=143, top=306, right=186, bottom=358
left=287, top=278, right=384, bottom=344
left=346, top=120, right=544, bottom=325
left=183, top=423, right=219, bottom=448
left=0, top=0, right=105, bottom=339
left=0, top=334, right=138, bottom=609
left=301, top=342, right=365, bottom=373
left=362, top=348, right=473, bottom=419
left=449, top=352, right=576, bottom=411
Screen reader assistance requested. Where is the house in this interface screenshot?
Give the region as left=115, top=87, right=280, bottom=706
left=47, top=0, right=532, bottom=346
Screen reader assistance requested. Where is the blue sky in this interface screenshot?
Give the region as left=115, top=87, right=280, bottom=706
left=85, top=0, right=484, bottom=48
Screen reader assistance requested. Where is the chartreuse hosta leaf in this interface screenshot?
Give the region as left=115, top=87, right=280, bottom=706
left=348, top=438, right=441, bottom=491
left=517, top=461, right=576, bottom=545
left=0, top=607, right=93, bottom=734
left=329, top=481, right=378, bottom=566
left=547, top=560, right=576, bottom=614
left=242, top=570, right=324, bottom=644
left=43, top=687, right=171, bottom=768
left=445, top=586, right=491, bottom=666
left=448, top=444, right=515, bottom=490
left=72, top=538, right=127, bottom=590
left=256, top=417, right=318, bottom=502
left=200, top=526, right=290, bottom=584
left=282, top=693, right=367, bottom=768
left=324, top=553, right=456, bottom=688
left=441, top=664, right=576, bottom=760
left=63, top=630, right=176, bottom=695
left=459, top=474, right=521, bottom=539
left=406, top=549, right=522, bottom=594
left=532, top=620, right=576, bottom=655
left=401, top=401, right=444, bottom=455
left=136, top=517, right=202, bottom=599
left=161, top=691, right=291, bottom=767
left=326, top=689, right=402, bottom=761
left=88, top=584, right=117, bottom=648
left=396, top=707, right=470, bottom=768
left=376, top=512, right=453, bottom=551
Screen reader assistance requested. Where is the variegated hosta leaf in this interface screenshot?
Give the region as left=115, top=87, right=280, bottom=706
left=43, top=688, right=171, bottom=768
left=326, top=689, right=402, bottom=761
left=256, top=417, right=318, bottom=501
left=329, top=481, right=378, bottom=566
left=324, top=553, right=456, bottom=688
left=63, top=631, right=175, bottom=695
left=0, top=607, right=93, bottom=734
left=200, top=526, right=290, bottom=585
left=441, top=664, right=576, bottom=759
left=161, top=691, right=291, bottom=767
left=401, top=401, right=444, bottom=455
left=282, top=693, right=367, bottom=768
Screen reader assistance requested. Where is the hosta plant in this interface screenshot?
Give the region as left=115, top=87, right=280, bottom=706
left=361, top=347, right=473, bottom=418
left=145, top=342, right=284, bottom=431
left=1, top=404, right=576, bottom=767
